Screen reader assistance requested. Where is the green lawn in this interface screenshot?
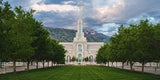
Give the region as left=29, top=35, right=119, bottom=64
left=0, top=66, right=160, bottom=80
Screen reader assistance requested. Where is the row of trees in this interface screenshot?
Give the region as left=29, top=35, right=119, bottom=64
left=0, top=1, right=66, bottom=74
left=96, top=20, right=160, bottom=74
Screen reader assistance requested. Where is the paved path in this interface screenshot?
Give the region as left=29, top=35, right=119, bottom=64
left=0, top=64, right=160, bottom=75
left=0, top=64, right=64, bottom=74
left=0, top=65, right=37, bottom=74
left=115, top=66, right=160, bottom=75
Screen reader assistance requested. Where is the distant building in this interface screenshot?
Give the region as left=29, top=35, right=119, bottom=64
left=60, top=5, right=104, bottom=63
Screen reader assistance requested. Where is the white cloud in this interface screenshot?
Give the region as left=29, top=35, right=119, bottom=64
left=31, top=4, right=78, bottom=12
left=94, top=0, right=125, bottom=22
left=6, top=0, right=160, bottom=36
left=95, top=23, right=120, bottom=36
left=29, top=0, right=45, bottom=5
left=28, top=0, right=78, bottom=12
left=92, top=0, right=122, bottom=7
left=102, top=31, right=118, bottom=36
left=127, top=13, right=160, bottom=24
left=62, top=1, right=75, bottom=5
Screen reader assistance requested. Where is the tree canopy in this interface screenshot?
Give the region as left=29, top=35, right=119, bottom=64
left=96, top=20, right=160, bottom=74
left=0, top=1, right=66, bottom=74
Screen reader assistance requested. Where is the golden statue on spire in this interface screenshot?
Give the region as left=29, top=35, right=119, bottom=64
left=79, top=5, right=81, bottom=9
left=79, top=0, right=82, bottom=9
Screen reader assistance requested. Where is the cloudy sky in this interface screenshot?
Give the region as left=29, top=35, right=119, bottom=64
left=4, top=0, right=160, bottom=36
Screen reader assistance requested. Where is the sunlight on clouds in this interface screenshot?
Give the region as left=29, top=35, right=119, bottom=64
left=62, top=1, right=75, bottom=5
left=29, top=0, right=78, bottom=12
left=29, top=0, right=45, bottom=5
left=127, top=13, right=160, bottom=24
left=95, top=0, right=125, bottom=22
left=31, top=4, right=78, bottom=12
left=95, top=23, right=120, bottom=36
left=4, top=0, right=160, bottom=36
left=92, top=0, right=124, bottom=7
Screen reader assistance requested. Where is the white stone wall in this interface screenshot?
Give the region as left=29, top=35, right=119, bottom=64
left=60, top=42, right=104, bottom=62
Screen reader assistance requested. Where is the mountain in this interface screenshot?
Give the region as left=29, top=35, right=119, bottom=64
left=45, top=27, right=110, bottom=43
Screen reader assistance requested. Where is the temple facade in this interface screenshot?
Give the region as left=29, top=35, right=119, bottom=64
left=60, top=5, right=104, bottom=63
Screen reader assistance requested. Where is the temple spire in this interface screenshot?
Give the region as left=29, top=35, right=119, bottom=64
left=75, top=0, right=85, bottom=40
left=79, top=4, right=81, bottom=19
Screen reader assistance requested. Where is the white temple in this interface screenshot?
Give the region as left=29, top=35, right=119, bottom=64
left=60, top=4, right=104, bottom=63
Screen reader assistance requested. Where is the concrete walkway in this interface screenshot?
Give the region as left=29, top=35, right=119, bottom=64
left=116, top=66, right=160, bottom=75
left=0, top=64, right=65, bottom=74
left=0, top=65, right=38, bottom=74
left=0, top=63, right=160, bottom=75
left=104, top=62, right=160, bottom=75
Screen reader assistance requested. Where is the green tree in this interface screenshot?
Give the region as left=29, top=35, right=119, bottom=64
left=107, top=44, right=118, bottom=67
left=110, top=33, right=128, bottom=69
left=97, top=19, right=160, bottom=74
left=45, top=38, right=55, bottom=67
left=0, top=1, right=15, bottom=67
left=133, top=20, right=155, bottom=74
left=8, top=6, right=35, bottom=74
left=118, top=26, right=137, bottom=72
left=52, top=42, right=66, bottom=64
left=153, top=23, right=160, bottom=68
left=49, top=39, right=58, bottom=66
left=84, top=57, right=89, bottom=62
left=71, top=56, right=76, bottom=62
left=96, top=44, right=109, bottom=65
left=32, top=27, right=50, bottom=68
left=0, top=1, right=67, bottom=73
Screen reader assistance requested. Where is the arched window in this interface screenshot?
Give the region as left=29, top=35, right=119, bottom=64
left=67, top=55, right=71, bottom=62
left=89, top=55, right=93, bottom=62
left=77, top=54, right=82, bottom=62
left=78, top=44, right=82, bottom=52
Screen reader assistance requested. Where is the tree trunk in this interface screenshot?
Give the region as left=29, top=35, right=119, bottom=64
left=108, top=61, right=109, bottom=67
left=156, top=62, right=159, bottom=68
left=48, top=61, right=49, bottom=67
left=3, top=62, right=4, bottom=68
left=54, top=62, right=57, bottom=66
left=142, top=62, right=145, bottom=74
left=52, top=61, right=53, bottom=67
left=122, top=62, right=124, bottom=69
left=150, top=62, right=152, bottom=67
left=42, top=60, right=45, bottom=68
left=116, top=62, right=117, bottom=67
left=36, top=61, right=38, bottom=69
left=130, top=61, right=133, bottom=72
left=127, top=61, right=129, bottom=65
left=27, top=60, right=30, bottom=72
left=0, top=61, right=2, bottom=69
left=112, top=62, right=113, bottom=67
left=13, top=59, right=16, bottom=74
left=31, top=61, right=33, bottom=65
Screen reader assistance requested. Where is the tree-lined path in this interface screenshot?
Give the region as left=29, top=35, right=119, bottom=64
left=0, top=66, right=160, bottom=80
left=0, top=63, right=160, bottom=75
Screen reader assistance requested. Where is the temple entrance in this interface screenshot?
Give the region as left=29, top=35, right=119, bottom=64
left=89, top=55, right=93, bottom=62
left=77, top=54, right=82, bottom=62
left=67, top=55, right=71, bottom=62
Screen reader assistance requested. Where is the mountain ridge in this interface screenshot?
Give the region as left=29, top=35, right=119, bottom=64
left=45, top=27, right=110, bottom=43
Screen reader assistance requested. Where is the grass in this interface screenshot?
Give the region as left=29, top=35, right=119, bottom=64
left=0, top=66, right=160, bottom=80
